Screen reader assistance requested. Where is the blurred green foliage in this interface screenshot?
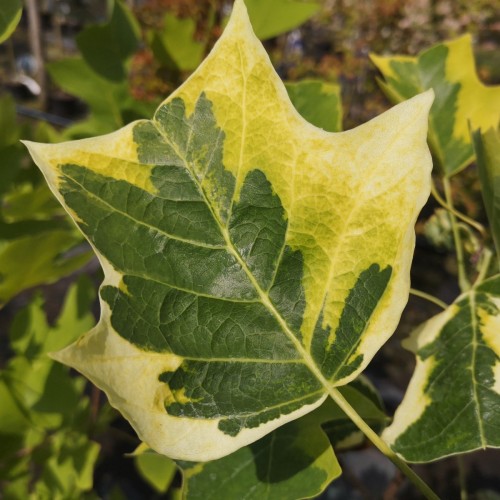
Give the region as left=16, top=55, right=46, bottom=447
left=0, top=278, right=107, bottom=498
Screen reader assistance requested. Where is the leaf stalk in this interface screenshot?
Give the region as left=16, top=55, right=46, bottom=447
left=442, top=177, right=471, bottom=292
left=431, top=181, right=486, bottom=238
left=409, top=288, right=447, bottom=309
left=328, top=387, right=440, bottom=500
left=457, top=455, right=468, bottom=500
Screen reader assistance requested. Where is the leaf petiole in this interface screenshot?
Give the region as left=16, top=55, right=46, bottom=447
left=409, top=288, right=447, bottom=309
left=327, top=387, right=440, bottom=500
left=443, top=177, right=471, bottom=292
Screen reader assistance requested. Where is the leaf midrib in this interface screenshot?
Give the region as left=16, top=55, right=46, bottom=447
left=469, top=291, right=487, bottom=447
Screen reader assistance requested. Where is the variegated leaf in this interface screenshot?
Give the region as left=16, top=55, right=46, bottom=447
left=371, top=35, right=500, bottom=177
left=384, top=276, right=500, bottom=462
left=24, top=0, right=432, bottom=462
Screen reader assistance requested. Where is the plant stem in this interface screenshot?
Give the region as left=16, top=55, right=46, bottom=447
left=431, top=181, right=486, bottom=238
left=410, top=288, right=447, bottom=309
left=474, top=247, right=493, bottom=287
left=443, top=177, right=470, bottom=292
left=457, top=456, right=468, bottom=500
left=328, top=387, right=439, bottom=500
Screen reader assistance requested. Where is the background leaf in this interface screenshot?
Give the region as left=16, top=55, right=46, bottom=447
left=371, top=35, right=500, bottom=176
left=134, top=451, right=177, bottom=493
left=0, top=279, right=100, bottom=498
left=285, top=79, right=342, bottom=132
left=245, top=0, right=320, bottom=40
left=47, top=57, right=154, bottom=139
left=26, top=0, right=432, bottom=464
left=0, top=230, right=92, bottom=306
left=472, top=127, right=500, bottom=262
left=76, top=0, right=140, bottom=82
left=148, top=13, right=205, bottom=72
left=383, top=275, right=500, bottom=462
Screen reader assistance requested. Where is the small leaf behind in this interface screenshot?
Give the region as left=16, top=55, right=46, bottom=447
left=384, top=275, right=500, bottom=462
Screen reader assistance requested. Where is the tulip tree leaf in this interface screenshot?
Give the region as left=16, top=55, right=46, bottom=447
left=383, top=275, right=500, bottom=462
left=371, top=35, right=500, bottom=177
left=285, top=79, right=342, bottom=132
left=472, top=127, right=500, bottom=262
left=25, top=0, right=433, bottom=463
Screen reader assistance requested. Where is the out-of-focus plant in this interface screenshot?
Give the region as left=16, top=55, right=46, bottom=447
left=0, top=0, right=22, bottom=44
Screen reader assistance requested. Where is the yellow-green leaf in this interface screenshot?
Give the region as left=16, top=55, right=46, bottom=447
left=383, top=276, right=500, bottom=462
left=472, top=127, right=500, bottom=262
left=371, top=35, right=500, bottom=177
left=24, top=0, right=432, bottom=462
